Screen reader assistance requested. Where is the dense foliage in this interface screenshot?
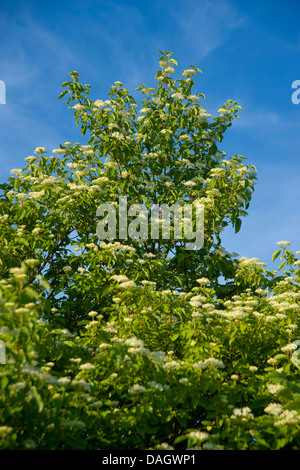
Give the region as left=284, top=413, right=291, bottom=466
left=1, top=52, right=300, bottom=450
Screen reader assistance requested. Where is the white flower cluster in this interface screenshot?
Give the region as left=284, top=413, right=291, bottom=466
left=267, top=384, right=284, bottom=394
left=99, top=241, right=136, bottom=253
left=148, top=381, right=164, bottom=391
left=231, top=407, right=254, bottom=420
left=182, top=69, right=197, bottom=77
left=196, top=277, right=210, bottom=285
left=194, top=357, right=224, bottom=369
left=125, top=337, right=145, bottom=354
left=94, top=99, right=111, bottom=108
left=171, top=92, right=184, bottom=100
left=238, top=257, right=267, bottom=267
left=189, top=95, right=201, bottom=102
left=276, top=241, right=291, bottom=247
left=183, top=180, right=196, bottom=187
left=128, top=384, right=146, bottom=394
left=187, top=431, right=209, bottom=442
left=280, top=343, right=298, bottom=352
left=263, top=402, right=300, bottom=426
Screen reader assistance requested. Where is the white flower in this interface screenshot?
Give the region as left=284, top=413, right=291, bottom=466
left=231, top=374, right=239, bottom=380
left=193, top=361, right=207, bottom=369
left=189, top=95, right=201, bottom=102
left=135, top=132, right=144, bottom=140
left=163, top=360, right=181, bottom=369
left=104, top=161, right=118, bottom=168
left=141, top=280, right=156, bottom=286
left=119, top=281, right=136, bottom=288
left=111, top=131, right=124, bottom=140
left=187, top=431, right=208, bottom=442
left=102, top=324, right=118, bottom=334
left=154, top=443, right=174, bottom=450
left=10, top=169, right=22, bottom=175
left=62, top=266, right=72, bottom=273
left=179, top=134, right=191, bottom=142
left=148, top=381, right=164, bottom=391
left=92, top=177, right=109, bottom=184
left=264, top=403, right=284, bottom=416
left=183, top=180, right=196, bottom=187
left=25, top=156, right=36, bottom=163
left=231, top=407, right=254, bottom=419
left=182, top=69, right=197, bottom=77
left=164, top=67, right=175, bottom=74
left=72, top=103, right=84, bottom=111
left=276, top=241, right=291, bottom=246
left=202, top=442, right=223, bottom=450
left=239, top=257, right=261, bottom=266
left=205, top=358, right=225, bottom=368
left=30, top=191, right=44, bottom=200
left=9, top=382, right=26, bottom=391
left=52, top=148, right=65, bottom=154
left=179, top=378, right=189, bottom=384
left=111, top=274, right=129, bottom=282
left=87, top=311, right=98, bottom=317
left=34, top=147, right=47, bottom=153
left=281, top=343, right=298, bottom=352
left=274, top=409, right=300, bottom=426
left=0, top=426, right=13, bottom=436
left=123, top=317, right=132, bottom=323
left=267, top=384, right=284, bottom=394
left=267, top=358, right=278, bottom=365
left=160, top=129, right=173, bottom=135
left=125, top=337, right=144, bottom=349
left=79, top=363, right=95, bottom=370
left=189, top=297, right=201, bottom=308
left=94, top=99, right=105, bottom=108
left=128, top=384, right=146, bottom=394
left=196, top=277, right=210, bottom=285
left=171, top=92, right=184, bottom=100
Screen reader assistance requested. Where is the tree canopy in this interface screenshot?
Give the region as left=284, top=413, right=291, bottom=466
left=1, top=51, right=300, bottom=450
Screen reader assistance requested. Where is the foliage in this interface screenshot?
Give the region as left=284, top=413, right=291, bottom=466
left=1, top=52, right=300, bottom=450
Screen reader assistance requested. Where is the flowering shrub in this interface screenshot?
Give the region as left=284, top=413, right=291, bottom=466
left=0, top=51, right=300, bottom=450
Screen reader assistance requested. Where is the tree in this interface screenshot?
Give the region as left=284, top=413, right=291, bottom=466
left=0, top=51, right=300, bottom=450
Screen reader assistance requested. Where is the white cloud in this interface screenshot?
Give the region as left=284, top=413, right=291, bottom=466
left=233, top=109, right=281, bottom=128
left=169, top=0, right=247, bottom=60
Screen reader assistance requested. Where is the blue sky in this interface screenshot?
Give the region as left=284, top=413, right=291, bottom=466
left=0, top=0, right=300, bottom=268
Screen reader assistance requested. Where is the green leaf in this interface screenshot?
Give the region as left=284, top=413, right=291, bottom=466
left=234, top=218, right=242, bottom=233
left=272, top=249, right=281, bottom=262
left=278, top=261, right=286, bottom=271
left=58, top=90, right=68, bottom=99
left=30, top=386, right=44, bottom=413
left=37, top=275, right=50, bottom=292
